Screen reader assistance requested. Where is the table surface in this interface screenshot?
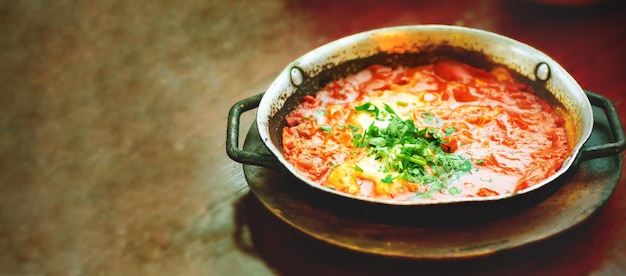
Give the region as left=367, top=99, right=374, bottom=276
left=0, top=0, right=624, bottom=275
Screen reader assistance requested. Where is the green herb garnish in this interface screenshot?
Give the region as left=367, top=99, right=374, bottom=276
left=315, top=110, right=328, bottom=116
left=422, top=111, right=443, bottom=127
left=354, top=102, right=472, bottom=197
left=444, top=126, right=456, bottom=136
left=381, top=174, right=394, bottom=183
left=355, top=102, right=381, bottom=119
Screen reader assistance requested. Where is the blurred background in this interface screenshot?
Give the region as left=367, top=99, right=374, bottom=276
left=0, top=0, right=624, bottom=275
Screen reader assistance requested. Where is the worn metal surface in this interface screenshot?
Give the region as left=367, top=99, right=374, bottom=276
left=249, top=26, right=600, bottom=206
left=229, top=26, right=625, bottom=207
left=243, top=104, right=622, bottom=259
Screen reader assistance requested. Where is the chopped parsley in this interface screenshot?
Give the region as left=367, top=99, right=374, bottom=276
left=381, top=174, right=394, bottom=183
left=355, top=102, right=382, bottom=120
left=319, top=125, right=332, bottom=133
left=449, top=186, right=461, bottom=195
left=353, top=102, right=472, bottom=196
left=315, top=110, right=328, bottom=116
left=444, top=126, right=456, bottom=136
left=396, top=100, right=408, bottom=107
left=422, top=111, right=443, bottom=127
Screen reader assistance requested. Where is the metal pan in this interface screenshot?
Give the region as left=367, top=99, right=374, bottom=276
left=227, top=25, right=625, bottom=206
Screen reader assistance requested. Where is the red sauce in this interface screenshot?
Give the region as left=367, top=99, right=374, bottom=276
left=282, top=60, right=571, bottom=201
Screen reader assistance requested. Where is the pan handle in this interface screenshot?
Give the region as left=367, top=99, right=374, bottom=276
left=579, top=90, right=626, bottom=161
left=226, top=93, right=280, bottom=169
left=227, top=92, right=622, bottom=166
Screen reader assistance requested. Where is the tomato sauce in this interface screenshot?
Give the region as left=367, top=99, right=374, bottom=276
left=282, top=60, right=571, bottom=201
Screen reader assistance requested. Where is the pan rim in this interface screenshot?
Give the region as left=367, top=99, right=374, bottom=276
left=256, top=24, right=593, bottom=206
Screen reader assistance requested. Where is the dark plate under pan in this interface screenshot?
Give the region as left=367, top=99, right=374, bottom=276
left=241, top=104, right=622, bottom=259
